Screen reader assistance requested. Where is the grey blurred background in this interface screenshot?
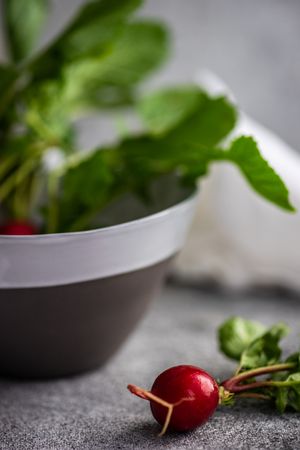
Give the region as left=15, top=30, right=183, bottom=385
left=1, top=0, right=299, bottom=150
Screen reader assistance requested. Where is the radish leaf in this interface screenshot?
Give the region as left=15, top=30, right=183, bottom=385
left=3, top=0, right=48, bottom=62
left=240, top=323, right=290, bottom=369
left=218, top=317, right=266, bottom=361
left=226, top=136, right=295, bottom=212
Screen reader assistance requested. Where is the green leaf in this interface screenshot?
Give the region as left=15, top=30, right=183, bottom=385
left=58, top=20, right=169, bottom=112
left=240, top=323, right=290, bottom=369
left=165, top=93, right=237, bottom=147
left=119, top=136, right=222, bottom=190
left=3, top=0, right=49, bottom=62
left=275, top=387, right=288, bottom=413
left=226, top=136, right=295, bottom=212
left=30, top=0, right=143, bottom=80
left=138, top=85, right=203, bottom=135
left=24, top=81, right=75, bottom=148
left=92, top=20, right=169, bottom=86
left=75, top=85, right=135, bottom=110
left=285, top=353, right=300, bottom=372
left=59, top=0, right=143, bottom=61
left=50, top=133, right=216, bottom=232
left=136, top=88, right=237, bottom=165
left=274, top=373, right=300, bottom=413
left=218, top=317, right=266, bottom=361
left=0, top=64, right=18, bottom=120
left=285, top=373, right=300, bottom=412
left=46, top=131, right=295, bottom=232
left=47, top=149, right=119, bottom=232
left=23, top=18, right=169, bottom=143
left=47, top=128, right=296, bottom=232
left=0, top=64, right=18, bottom=95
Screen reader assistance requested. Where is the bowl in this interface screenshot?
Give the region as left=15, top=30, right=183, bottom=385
left=0, top=178, right=197, bottom=377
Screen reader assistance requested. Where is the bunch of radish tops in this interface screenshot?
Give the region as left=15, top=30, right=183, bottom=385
left=0, top=0, right=295, bottom=235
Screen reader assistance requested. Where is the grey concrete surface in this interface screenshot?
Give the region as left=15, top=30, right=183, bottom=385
left=0, top=285, right=299, bottom=449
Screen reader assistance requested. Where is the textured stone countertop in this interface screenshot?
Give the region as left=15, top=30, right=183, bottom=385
left=0, top=284, right=300, bottom=450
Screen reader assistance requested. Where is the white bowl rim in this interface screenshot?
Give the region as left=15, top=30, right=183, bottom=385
left=0, top=190, right=198, bottom=288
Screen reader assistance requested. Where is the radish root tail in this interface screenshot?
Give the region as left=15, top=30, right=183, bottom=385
left=127, top=384, right=192, bottom=436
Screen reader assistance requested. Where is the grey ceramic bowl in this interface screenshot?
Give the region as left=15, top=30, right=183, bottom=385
left=0, top=179, right=197, bottom=378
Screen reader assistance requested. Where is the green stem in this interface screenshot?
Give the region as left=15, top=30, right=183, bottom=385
left=46, top=171, right=61, bottom=234
left=265, top=380, right=300, bottom=388
left=234, top=363, right=242, bottom=376
left=222, top=362, right=296, bottom=393
left=25, top=110, right=60, bottom=145
left=12, top=178, right=30, bottom=219
left=236, top=392, right=271, bottom=400
left=0, top=154, right=18, bottom=180
left=0, top=80, right=18, bottom=118
left=0, top=157, right=39, bottom=202
left=0, top=142, right=48, bottom=205
left=28, top=169, right=43, bottom=215
left=226, top=379, right=300, bottom=393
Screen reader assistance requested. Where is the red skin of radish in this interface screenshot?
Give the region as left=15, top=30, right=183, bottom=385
left=0, top=221, right=37, bottom=235
left=150, top=365, right=219, bottom=432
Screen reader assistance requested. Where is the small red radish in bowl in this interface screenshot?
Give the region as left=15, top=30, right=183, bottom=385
left=0, top=221, right=38, bottom=235
left=128, top=365, right=219, bottom=435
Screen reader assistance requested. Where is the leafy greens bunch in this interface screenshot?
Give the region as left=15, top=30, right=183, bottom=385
left=0, top=0, right=295, bottom=234
left=219, top=317, right=300, bottom=412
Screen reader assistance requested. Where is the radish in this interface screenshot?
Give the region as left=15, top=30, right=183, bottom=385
left=128, top=319, right=300, bottom=436
left=128, top=362, right=298, bottom=436
left=128, top=365, right=219, bottom=435
left=0, top=221, right=38, bottom=235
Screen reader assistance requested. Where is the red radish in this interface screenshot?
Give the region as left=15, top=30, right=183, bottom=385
left=0, top=221, right=38, bottom=235
left=128, top=365, right=219, bottom=435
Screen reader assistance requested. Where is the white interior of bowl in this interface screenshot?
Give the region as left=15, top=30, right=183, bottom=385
left=0, top=178, right=198, bottom=288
